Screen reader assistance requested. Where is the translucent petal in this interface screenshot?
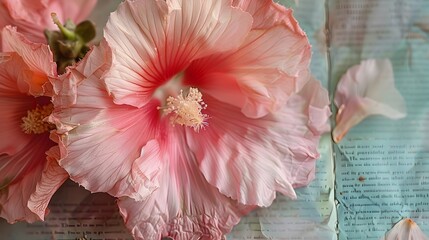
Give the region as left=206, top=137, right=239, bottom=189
left=333, top=59, right=406, bottom=142
left=382, top=218, right=429, bottom=240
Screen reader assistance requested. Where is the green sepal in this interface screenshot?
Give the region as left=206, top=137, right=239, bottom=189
left=45, top=15, right=97, bottom=74
left=75, top=20, right=96, bottom=43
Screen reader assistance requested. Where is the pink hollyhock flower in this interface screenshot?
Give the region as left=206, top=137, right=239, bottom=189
left=382, top=218, right=429, bottom=240
left=116, top=76, right=330, bottom=239
left=50, top=0, right=330, bottom=238
left=0, top=26, right=68, bottom=223
left=333, top=59, right=406, bottom=143
left=0, top=0, right=97, bottom=49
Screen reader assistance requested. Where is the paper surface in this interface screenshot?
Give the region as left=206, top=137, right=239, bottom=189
left=330, top=0, right=429, bottom=239
left=0, top=180, right=133, bottom=240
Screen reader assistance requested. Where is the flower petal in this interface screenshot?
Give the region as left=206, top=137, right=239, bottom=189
left=333, top=59, right=406, bottom=142
left=232, top=0, right=306, bottom=34
left=51, top=42, right=160, bottom=200
left=0, top=96, right=33, bottom=155
left=103, top=0, right=252, bottom=107
left=2, top=26, right=56, bottom=96
left=27, top=145, right=68, bottom=221
left=185, top=24, right=311, bottom=118
left=187, top=78, right=330, bottom=206
left=57, top=102, right=160, bottom=200
left=117, top=133, right=252, bottom=239
left=0, top=134, right=55, bottom=223
left=382, top=218, right=429, bottom=240
left=298, top=73, right=331, bottom=135
left=230, top=26, right=311, bottom=117
left=0, top=53, right=35, bottom=155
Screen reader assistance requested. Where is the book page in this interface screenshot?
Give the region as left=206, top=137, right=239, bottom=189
left=228, top=0, right=337, bottom=239
left=0, top=180, right=133, bottom=240
left=329, top=0, right=429, bottom=239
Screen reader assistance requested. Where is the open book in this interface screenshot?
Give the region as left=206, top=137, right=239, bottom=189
left=1, top=0, right=429, bottom=239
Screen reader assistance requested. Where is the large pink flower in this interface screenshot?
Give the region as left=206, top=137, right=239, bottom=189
left=0, top=0, right=97, bottom=49
left=51, top=0, right=330, bottom=238
left=0, top=26, right=68, bottom=223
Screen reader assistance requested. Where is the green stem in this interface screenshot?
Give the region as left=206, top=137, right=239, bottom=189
left=51, top=13, right=76, bottom=40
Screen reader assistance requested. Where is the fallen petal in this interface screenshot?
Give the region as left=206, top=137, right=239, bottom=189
left=382, top=218, right=429, bottom=240
left=333, top=59, right=406, bottom=142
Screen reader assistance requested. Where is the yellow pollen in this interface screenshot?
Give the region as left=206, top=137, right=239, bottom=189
left=160, top=87, right=208, bottom=131
left=21, top=104, right=55, bottom=134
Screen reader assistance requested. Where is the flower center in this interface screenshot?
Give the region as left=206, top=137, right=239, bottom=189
left=159, top=87, right=209, bottom=131
left=21, top=103, right=55, bottom=134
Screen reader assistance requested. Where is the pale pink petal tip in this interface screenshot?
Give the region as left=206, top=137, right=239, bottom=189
left=382, top=218, right=429, bottom=240
left=300, top=75, right=331, bottom=135
left=2, top=26, right=56, bottom=96
left=28, top=147, right=69, bottom=221
left=333, top=59, right=406, bottom=143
